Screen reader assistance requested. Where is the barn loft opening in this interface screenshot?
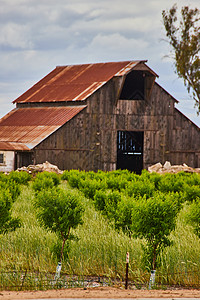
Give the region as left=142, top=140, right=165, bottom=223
left=120, top=70, right=155, bottom=100
left=117, top=131, right=144, bottom=174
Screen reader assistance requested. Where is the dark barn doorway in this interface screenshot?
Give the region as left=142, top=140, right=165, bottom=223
left=15, top=152, right=33, bottom=169
left=117, top=131, right=144, bottom=174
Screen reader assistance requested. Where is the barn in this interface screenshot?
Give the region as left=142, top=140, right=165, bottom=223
left=0, top=60, right=199, bottom=173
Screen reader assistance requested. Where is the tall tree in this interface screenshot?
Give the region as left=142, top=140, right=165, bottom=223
left=162, top=5, right=200, bottom=114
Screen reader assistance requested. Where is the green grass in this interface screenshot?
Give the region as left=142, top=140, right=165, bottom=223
left=0, top=176, right=200, bottom=288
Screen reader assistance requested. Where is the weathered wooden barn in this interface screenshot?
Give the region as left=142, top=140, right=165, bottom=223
left=0, top=60, right=199, bottom=173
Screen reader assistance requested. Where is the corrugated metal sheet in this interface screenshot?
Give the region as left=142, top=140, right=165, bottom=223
left=13, top=61, right=148, bottom=104
left=0, top=142, right=30, bottom=151
left=114, top=61, right=144, bottom=76
left=0, top=106, right=86, bottom=150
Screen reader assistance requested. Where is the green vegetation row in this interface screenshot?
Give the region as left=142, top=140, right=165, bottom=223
left=62, top=169, right=200, bottom=270
left=0, top=170, right=200, bottom=289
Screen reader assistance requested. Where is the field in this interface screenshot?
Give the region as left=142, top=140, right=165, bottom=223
left=0, top=169, right=200, bottom=290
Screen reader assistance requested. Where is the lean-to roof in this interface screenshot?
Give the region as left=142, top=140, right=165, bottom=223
left=0, top=106, right=86, bottom=150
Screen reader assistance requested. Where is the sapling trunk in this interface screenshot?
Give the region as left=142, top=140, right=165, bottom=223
left=60, top=238, right=66, bottom=262
left=60, top=227, right=71, bottom=261
left=152, top=244, right=157, bottom=270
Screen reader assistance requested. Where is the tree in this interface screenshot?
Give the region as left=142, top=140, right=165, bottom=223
left=186, top=200, right=200, bottom=237
left=131, top=193, right=181, bottom=270
left=162, top=5, right=200, bottom=114
left=34, top=187, right=84, bottom=261
left=0, top=190, right=21, bottom=235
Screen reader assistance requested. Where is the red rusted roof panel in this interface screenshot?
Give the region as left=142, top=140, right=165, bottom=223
left=0, top=142, right=30, bottom=151
left=14, top=61, right=144, bottom=103
left=0, top=107, right=86, bottom=126
left=0, top=106, right=86, bottom=149
left=24, top=83, right=91, bottom=102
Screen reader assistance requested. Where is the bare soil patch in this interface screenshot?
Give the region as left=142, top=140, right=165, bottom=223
left=1, top=287, right=200, bottom=299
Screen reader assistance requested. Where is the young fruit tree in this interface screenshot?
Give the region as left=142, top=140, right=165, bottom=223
left=186, top=200, right=200, bottom=237
left=131, top=193, right=181, bottom=271
left=34, top=187, right=84, bottom=261
left=0, top=190, right=21, bottom=235
left=162, top=5, right=200, bottom=114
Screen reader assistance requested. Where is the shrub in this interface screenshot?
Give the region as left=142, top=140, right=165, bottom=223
left=158, top=174, right=185, bottom=193
left=186, top=200, right=200, bottom=237
left=0, top=180, right=21, bottom=201
left=94, top=190, right=107, bottom=212
left=115, top=196, right=135, bottom=235
left=79, top=178, right=107, bottom=200
left=8, top=171, right=31, bottom=185
left=177, top=172, right=200, bottom=186
left=125, top=180, right=155, bottom=198
left=131, top=192, right=182, bottom=270
left=32, top=172, right=60, bottom=193
left=61, top=170, right=70, bottom=181
left=183, top=185, right=200, bottom=202
left=143, top=172, right=162, bottom=190
left=34, top=187, right=84, bottom=261
left=105, top=190, right=122, bottom=221
left=0, top=172, right=8, bottom=182
left=0, top=189, right=21, bottom=234
left=46, top=172, right=61, bottom=186
left=32, top=176, right=54, bottom=193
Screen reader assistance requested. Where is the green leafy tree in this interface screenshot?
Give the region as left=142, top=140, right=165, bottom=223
left=162, top=5, right=200, bottom=113
left=186, top=200, right=200, bottom=237
left=32, top=172, right=60, bottom=193
left=131, top=193, right=181, bottom=270
left=34, top=187, right=84, bottom=261
left=0, top=190, right=21, bottom=234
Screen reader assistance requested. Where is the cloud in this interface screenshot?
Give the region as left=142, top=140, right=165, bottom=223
left=85, top=33, right=149, bottom=61
left=0, top=23, right=33, bottom=50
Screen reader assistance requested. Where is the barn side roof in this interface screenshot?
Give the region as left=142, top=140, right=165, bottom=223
left=0, top=106, right=86, bottom=150
left=13, top=61, right=157, bottom=104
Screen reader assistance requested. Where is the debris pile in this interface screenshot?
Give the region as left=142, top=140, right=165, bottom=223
left=17, top=161, right=63, bottom=174
left=148, top=161, right=200, bottom=174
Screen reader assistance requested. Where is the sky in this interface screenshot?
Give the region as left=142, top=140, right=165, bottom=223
left=1, top=0, right=200, bottom=127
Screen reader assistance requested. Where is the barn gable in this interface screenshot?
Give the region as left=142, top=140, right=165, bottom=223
left=0, top=60, right=199, bottom=173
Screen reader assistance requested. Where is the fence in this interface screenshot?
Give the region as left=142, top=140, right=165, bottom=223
left=1, top=269, right=200, bottom=291
left=0, top=271, right=118, bottom=291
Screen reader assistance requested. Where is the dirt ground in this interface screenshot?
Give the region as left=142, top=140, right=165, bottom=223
left=1, top=287, right=200, bottom=299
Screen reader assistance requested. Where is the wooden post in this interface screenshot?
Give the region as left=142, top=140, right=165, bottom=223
left=125, top=252, right=129, bottom=289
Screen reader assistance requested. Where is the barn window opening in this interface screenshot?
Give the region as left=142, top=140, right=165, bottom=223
left=0, top=153, right=5, bottom=164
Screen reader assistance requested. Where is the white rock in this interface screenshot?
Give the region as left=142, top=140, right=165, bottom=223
left=148, top=162, right=162, bottom=173
left=163, top=161, right=171, bottom=169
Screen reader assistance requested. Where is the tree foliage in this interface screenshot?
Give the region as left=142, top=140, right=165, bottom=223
left=65, top=169, right=200, bottom=270
left=0, top=172, right=26, bottom=235
left=162, top=4, right=200, bottom=113
left=34, top=187, right=84, bottom=261
left=0, top=189, right=21, bottom=235
left=131, top=193, right=181, bottom=270
left=187, top=201, right=200, bottom=237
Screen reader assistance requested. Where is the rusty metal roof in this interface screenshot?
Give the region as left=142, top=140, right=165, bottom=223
left=13, top=61, right=155, bottom=104
left=0, top=106, right=86, bottom=150
left=0, top=142, right=30, bottom=151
